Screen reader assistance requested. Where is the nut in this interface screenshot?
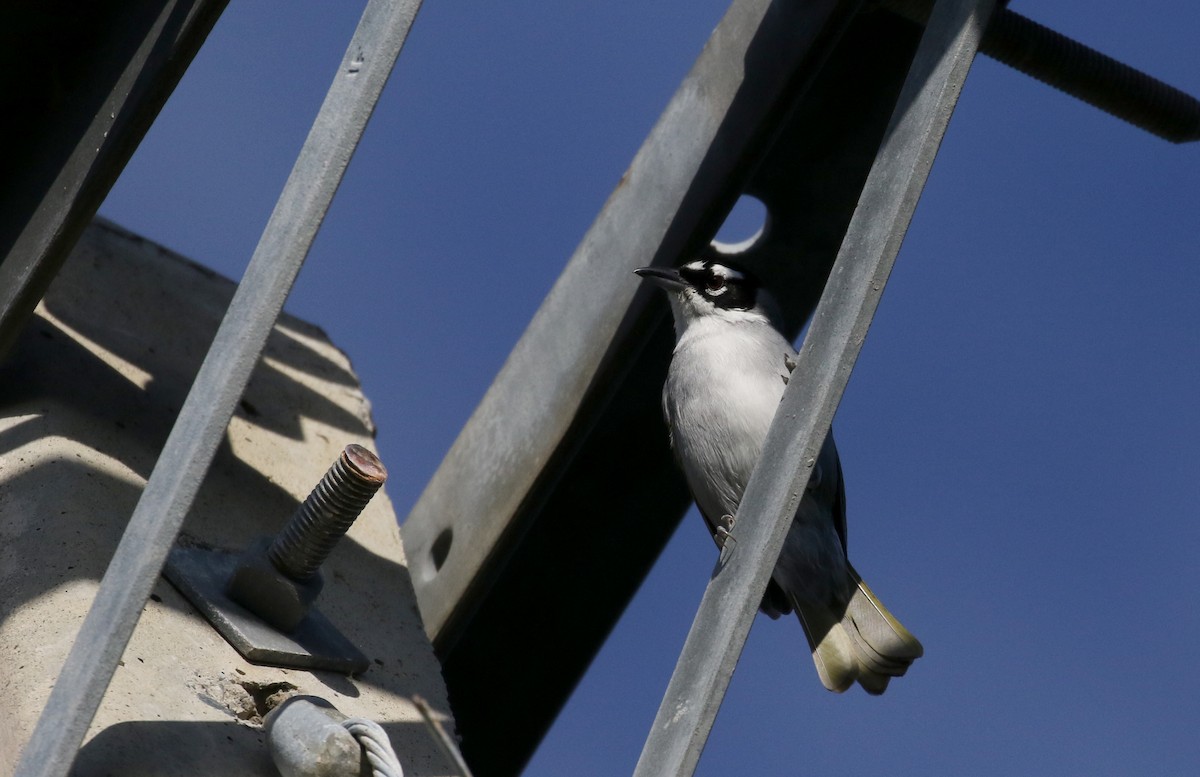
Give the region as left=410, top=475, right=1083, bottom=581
left=227, top=538, right=324, bottom=632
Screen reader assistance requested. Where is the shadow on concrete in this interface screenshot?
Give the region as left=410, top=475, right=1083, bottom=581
left=0, top=221, right=448, bottom=767
left=73, top=718, right=455, bottom=776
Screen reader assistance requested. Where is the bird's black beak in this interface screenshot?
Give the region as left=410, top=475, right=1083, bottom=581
left=634, top=266, right=687, bottom=291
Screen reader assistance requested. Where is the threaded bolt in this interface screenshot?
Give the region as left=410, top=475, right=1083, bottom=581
left=884, top=1, right=1200, bottom=143
left=984, top=9, right=1200, bottom=144
left=268, top=444, right=388, bottom=581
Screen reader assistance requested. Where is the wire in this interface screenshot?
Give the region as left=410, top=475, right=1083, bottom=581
left=343, top=718, right=404, bottom=777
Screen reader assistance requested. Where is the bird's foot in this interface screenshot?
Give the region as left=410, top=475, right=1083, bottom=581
left=715, top=514, right=736, bottom=549
left=781, top=353, right=797, bottom=385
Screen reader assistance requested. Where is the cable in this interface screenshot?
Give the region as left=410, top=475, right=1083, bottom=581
left=343, top=717, right=404, bottom=777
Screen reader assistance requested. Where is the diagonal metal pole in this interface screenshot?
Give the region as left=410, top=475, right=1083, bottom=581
left=14, top=2, right=422, bottom=775
left=632, top=1, right=997, bottom=775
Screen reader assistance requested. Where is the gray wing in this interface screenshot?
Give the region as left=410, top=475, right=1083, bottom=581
left=663, top=382, right=793, bottom=618
left=815, top=431, right=848, bottom=557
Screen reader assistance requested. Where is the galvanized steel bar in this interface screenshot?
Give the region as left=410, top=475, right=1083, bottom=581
left=402, top=0, right=858, bottom=646
left=981, top=7, right=1200, bottom=143
left=631, top=1, right=997, bottom=775
left=885, top=0, right=1200, bottom=142
left=402, top=4, right=875, bottom=769
left=13, top=2, right=422, bottom=775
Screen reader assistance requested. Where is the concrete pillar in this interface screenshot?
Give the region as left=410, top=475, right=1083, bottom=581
left=0, top=219, right=457, bottom=776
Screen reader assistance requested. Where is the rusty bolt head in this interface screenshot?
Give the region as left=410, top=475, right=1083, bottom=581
left=342, top=443, right=387, bottom=484
left=227, top=537, right=325, bottom=633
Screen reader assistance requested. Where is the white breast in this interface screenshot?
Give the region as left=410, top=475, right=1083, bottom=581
left=663, top=317, right=794, bottom=520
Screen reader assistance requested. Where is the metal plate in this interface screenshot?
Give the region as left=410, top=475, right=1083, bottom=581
left=164, top=545, right=369, bottom=675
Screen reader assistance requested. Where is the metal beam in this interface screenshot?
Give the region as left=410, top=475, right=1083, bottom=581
left=399, top=4, right=966, bottom=774
left=402, top=0, right=862, bottom=645
left=886, top=0, right=1200, bottom=142
left=632, top=0, right=997, bottom=774
left=12, top=2, right=422, bottom=774
left=402, top=4, right=1200, bottom=775
left=0, top=0, right=229, bottom=362
left=401, top=2, right=896, bottom=773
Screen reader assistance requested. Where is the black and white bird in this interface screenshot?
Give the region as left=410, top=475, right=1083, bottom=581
left=636, top=259, right=923, bottom=694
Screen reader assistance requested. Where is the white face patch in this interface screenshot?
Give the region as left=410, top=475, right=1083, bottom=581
left=679, top=260, right=746, bottom=288
left=664, top=260, right=771, bottom=336
left=707, top=264, right=745, bottom=283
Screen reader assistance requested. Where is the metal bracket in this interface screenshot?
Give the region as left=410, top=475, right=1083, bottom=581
left=164, top=544, right=369, bottom=675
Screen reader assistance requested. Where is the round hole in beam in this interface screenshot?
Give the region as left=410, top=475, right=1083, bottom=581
left=430, top=527, right=453, bottom=572
left=713, top=194, right=768, bottom=252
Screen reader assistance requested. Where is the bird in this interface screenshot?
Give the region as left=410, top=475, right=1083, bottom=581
left=635, top=258, right=923, bottom=694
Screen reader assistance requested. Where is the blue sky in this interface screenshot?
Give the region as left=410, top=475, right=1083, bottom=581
left=99, top=2, right=1199, bottom=775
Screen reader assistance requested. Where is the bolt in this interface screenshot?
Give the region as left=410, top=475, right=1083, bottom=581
left=227, top=444, right=388, bottom=632
left=269, top=444, right=388, bottom=580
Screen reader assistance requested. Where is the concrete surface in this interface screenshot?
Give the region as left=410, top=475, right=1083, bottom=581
left=0, top=219, right=457, bottom=776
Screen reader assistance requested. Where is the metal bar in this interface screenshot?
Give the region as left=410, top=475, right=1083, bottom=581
left=631, top=1, right=996, bottom=775
left=982, top=7, right=1200, bottom=143
left=0, top=0, right=229, bottom=362
left=12, top=2, right=421, bottom=774
left=403, top=0, right=858, bottom=647
left=400, top=3, right=871, bottom=772
left=885, top=0, right=1200, bottom=142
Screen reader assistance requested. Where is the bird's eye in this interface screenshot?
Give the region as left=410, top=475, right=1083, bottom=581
left=705, top=274, right=726, bottom=293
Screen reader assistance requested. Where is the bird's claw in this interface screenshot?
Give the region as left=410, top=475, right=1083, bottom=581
left=781, top=353, right=797, bottom=385
left=715, top=514, right=736, bottom=549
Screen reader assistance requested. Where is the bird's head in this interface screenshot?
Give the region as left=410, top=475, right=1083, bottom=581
left=635, top=259, right=779, bottom=334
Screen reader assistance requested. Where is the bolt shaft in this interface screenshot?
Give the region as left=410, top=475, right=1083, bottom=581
left=268, top=444, right=388, bottom=580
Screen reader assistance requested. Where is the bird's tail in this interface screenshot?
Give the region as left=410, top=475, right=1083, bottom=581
left=792, top=565, right=923, bottom=694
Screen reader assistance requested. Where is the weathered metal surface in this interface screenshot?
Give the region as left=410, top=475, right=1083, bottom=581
left=223, top=445, right=388, bottom=632
left=632, top=1, right=997, bottom=775
left=12, top=2, right=423, bottom=774
left=226, top=537, right=328, bottom=634
left=268, top=445, right=389, bottom=582
left=263, top=697, right=369, bottom=777
left=165, top=545, right=371, bottom=674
